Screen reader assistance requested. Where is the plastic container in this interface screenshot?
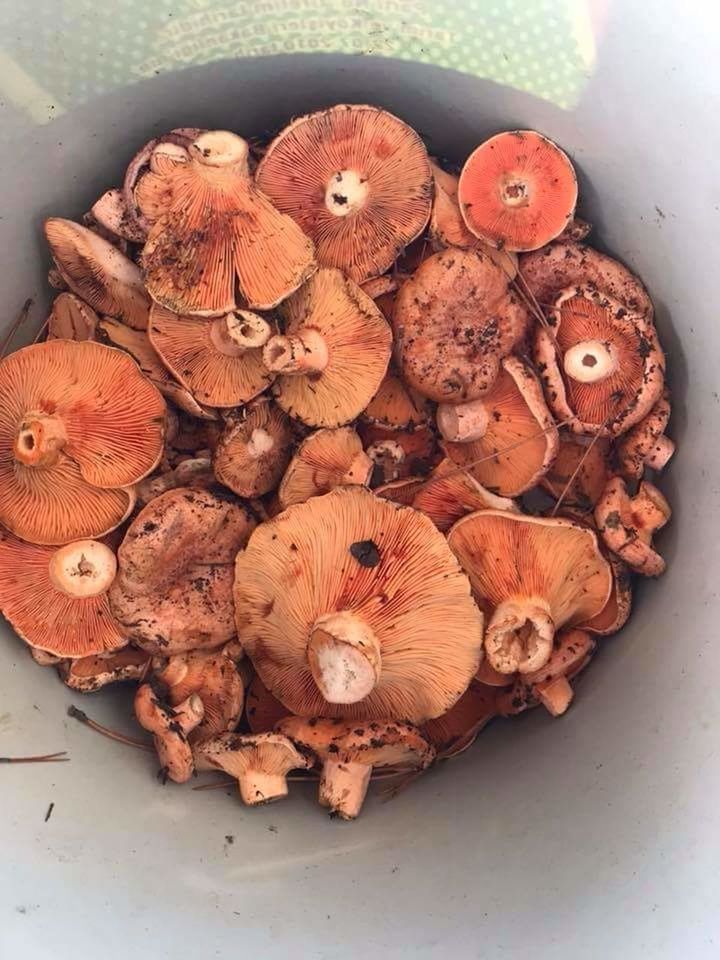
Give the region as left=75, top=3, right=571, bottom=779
left=2, top=1, right=719, bottom=957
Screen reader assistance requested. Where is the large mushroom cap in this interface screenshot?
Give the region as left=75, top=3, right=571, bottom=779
left=234, top=485, right=483, bottom=723
left=448, top=511, right=611, bottom=675
left=0, top=532, right=125, bottom=658
left=439, top=355, right=559, bottom=497
left=392, top=248, right=529, bottom=403
left=278, top=427, right=373, bottom=508
left=142, top=130, right=316, bottom=314
left=213, top=401, right=294, bottom=498
left=0, top=340, right=165, bottom=544
left=265, top=267, right=392, bottom=427
left=256, top=104, right=433, bottom=284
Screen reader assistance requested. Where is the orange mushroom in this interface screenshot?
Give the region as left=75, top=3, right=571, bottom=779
left=540, top=433, right=611, bottom=512
left=393, top=248, right=529, bottom=403
left=615, top=390, right=674, bottom=479
left=411, top=458, right=518, bottom=532
left=142, top=130, right=316, bottom=314
left=439, top=356, right=559, bottom=497
left=374, top=477, right=425, bottom=506
left=422, top=678, right=499, bottom=758
left=245, top=675, right=291, bottom=733
left=44, top=218, right=150, bottom=330
left=0, top=340, right=165, bottom=544
left=594, top=477, right=671, bottom=576
left=59, top=646, right=151, bottom=692
left=457, top=130, right=577, bottom=252
left=136, top=457, right=215, bottom=506
left=213, top=401, right=294, bottom=498
left=448, top=511, right=611, bottom=675
left=359, top=422, right=440, bottom=485
left=234, top=485, right=483, bottom=722
left=135, top=683, right=205, bottom=783
left=361, top=372, right=431, bottom=432
left=278, top=427, right=373, bottom=508
left=264, top=268, right=392, bottom=427
left=256, top=104, right=433, bottom=284
left=47, top=293, right=98, bottom=341
left=0, top=532, right=126, bottom=658
left=148, top=304, right=274, bottom=408
left=535, top=285, right=665, bottom=436
left=578, top=554, right=633, bottom=635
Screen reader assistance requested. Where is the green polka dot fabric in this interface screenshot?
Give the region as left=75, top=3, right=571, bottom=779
left=0, top=0, right=594, bottom=122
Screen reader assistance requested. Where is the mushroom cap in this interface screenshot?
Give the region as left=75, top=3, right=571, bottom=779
left=440, top=355, right=559, bottom=497
left=392, top=248, right=529, bottom=403
left=615, top=390, right=673, bottom=480
left=540, top=432, right=611, bottom=511
left=44, top=218, right=150, bottom=330
left=578, top=554, right=633, bottom=635
left=234, top=485, right=484, bottom=723
left=422, top=678, right=498, bottom=758
left=361, top=372, right=431, bottom=431
left=411, top=458, right=518, bottom=533
left=278, top=427, right=372, bottom=508
left=276, top=716, right=351, bottom=757
left=136, top=457, right=215, bottom=506
left=594, top=477, right=671, bottom=576
left=0, top=531, right=126, bottom=658
left=134, top=684, right=204, bottom=783
left=142, top=130, right=316, bottom=314
left=213, top=401, right=294, bottom=498
left=47, top=293, right=99, bottom=341
left=457, top=131, right=577, bottom=252
left=148, top=305, right=274, bottom=408
left=109, top=487, right=257, bottom=654
left=256, top=104, right=433, bottom=284
left=535, top=285, right=665, bottom=436
left=245, top=675, right=291, bottom=733
left=59, top=646, right=151, bottom=692
left=269, top=268, right=392, bottom=427
left=331, top=720, right=434, bottom=770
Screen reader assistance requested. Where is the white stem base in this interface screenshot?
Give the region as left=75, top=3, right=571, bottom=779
left=437, top=399, right=490, bottom=443
left=319, top=759, right=373, bottom=819
left=239, top=771, right=288, bottom=806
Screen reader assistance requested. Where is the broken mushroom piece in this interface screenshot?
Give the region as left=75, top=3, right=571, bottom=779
left=535, top=285, right=665, bottom=436
left=422, top=679, right=499, bottom=758
left=142, top=130, right=316, bottom=314
left=109, top=487, right=257, bottom=655
left=194, top=732, right=313, bottom=805
left=448, top=511, right=611, bottom=675
left=213, top=401, right=294, bottom=498
left=246, top=675, right=291, bottom=733
left=540, top=433, right=611, bottom=512
left=265, top=268, right=392, bottom=427
left=278, top=427, right=373, bottom=508
left=0, top=533, right=125, bottom=658
left=393, top=248, right=529, bottom=403
left=595, top=477, right=671, bottom=576
left=90, top=187, right=146, bottom=245
left=458, top=130, right=578, bottom=252
left=44, top=218, right=150, bottom=330
left=411, top=459, right=518, bottom=533
left=234, top=485, right=483, bottom=722
left=59, top=646, right=151, bottom=693
left=256, top=104, right=432, bottom=284
left=615, top=390, right=674, bottom=479
left=47, top=292, right=98, bottom=341
left=318, top=721, right=435, bottom=820
left=439, top=356, right=559, bottom=497
left=0, top=340, right=164, bottom=544
left=134, top=683, right=204, bottom=783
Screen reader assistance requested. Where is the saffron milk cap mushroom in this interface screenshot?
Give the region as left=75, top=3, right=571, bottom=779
left=615, top=390, right=674, bottom=479
left=594, top=476, right=671, bottom=576
left=134, top=683, right=205, bottom=783
left=47, top=292, right=98, bottom=341
left=213, top=401, right=294, bottom=498
left=278, top=427, right=373, bottom=508
left=411, top=458, right=518, bottom=532
left=59, top=646, right=151, bottom=693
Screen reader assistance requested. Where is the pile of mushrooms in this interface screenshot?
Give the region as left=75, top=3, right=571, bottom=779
left=0, top=111, right=674, bottom=820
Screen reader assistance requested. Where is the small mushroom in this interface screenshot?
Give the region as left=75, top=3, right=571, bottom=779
left=318, top=721, right=435, bottom=820
left=594, top=477, right=671, bottom=576
left=439, top=355, right=559, bottom=497
left=234, top=485, right=483, bottom=722
left=393, top=248, right=529, bottom=403
left=458, top=130, right=578, bottom=252
left=535, top=285, right=665, bottom=436
left=59, top=646, right=151, bottom=692
left=194, top=732, right=313, bottom=805
left=109, top=487, right=257, bottom=654
left=47, top=293, right=98, bottom=341
left=278, top=427, right=372, bottom=508
left=213, top=401, right=294, bottom=498
left=256, top=104, right=433, bottom=284
left=448, top=511, right=611, bottom=675
left=134, top=683, right=205, bottom=783
left=540, top=433, right=611, bottom=512
left=615, top=391, right=674, bottom=479
left=124, top=130, right=202, bottom=237
left=411, top=458, right=518, bottom=532
left=361, top=372, right=431, bottom=431
left=246, top=675, right=291, bottom=733
left=264, top=268, right=392, bottom=427
left=142, top=130, right=316, bottom=314
left=422, top=679, right=499, bottom=758
left=44, top=218, right=150, bottom=330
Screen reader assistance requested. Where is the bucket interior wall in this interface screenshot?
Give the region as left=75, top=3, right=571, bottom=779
left=2, top=1, right=719, bottom=957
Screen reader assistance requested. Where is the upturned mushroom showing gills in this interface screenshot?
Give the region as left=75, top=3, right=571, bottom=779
left=213, top=401, right=294, bottom=498
left=393, top=248, right=529, bottom=403
left=59, top=646, right=151, bottom=693
left=540, top=433, right=611, bottom=512
left=457, top=130, right=578, bottom=252
left=256, top=104, right=433, bottom=284
left=234, top=486, right=483, bottom=722
left=135, top=683, right=205, bottom=783
left=0, top=533, right=125, bottom=658
left=264, top=268, right=392, bottom=427
left=448, top=511, right=611, bottom=675
left=535, top=285, right=665, bottom=437
left=109, top=487, right=257, bottom=655
left=278, top=427, right=373, bottom=508
left=0, top=340, right=165, bottom=544
left=142, top=130, right=316, bottom=314
left=438, top=356, right=559, bottom=497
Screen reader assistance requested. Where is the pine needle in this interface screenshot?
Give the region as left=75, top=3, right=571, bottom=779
left=67, top=705, right=153, bottom=752
left=0, top=751, right=69, bottom=764
left=0, top=298, right=33, bottom=357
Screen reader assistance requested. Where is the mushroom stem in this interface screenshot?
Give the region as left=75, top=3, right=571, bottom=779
left=246, top=427, right=275, bottom=459
left=632, top=482, right=672, bottom=541
left=563, top=339, right=618, bottom=384
left=307, top=610, right=382, bottom=704
left=436, top=399, right=490, bottom=443
left=324, top=169, right=370, bottom=218
left=341, top=449, right=374, bottom=486
left=366, top=440, right=405, bottom=482
left=48, top=540, right=117, bottom=599
left=484, top=598, right=554, bottom=674
left=645, top=434, right=675, bottom=472
left=263, top=329, right=329, bottom=375
left=534, top=675, right=574, bottom=717
left=13, top=412, right=67, bottom=467
left=237, top=769, right=290, bottom=805
left=318, top=758, right=372, bottom=820
left=226, top=311, right=272, bottom=349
